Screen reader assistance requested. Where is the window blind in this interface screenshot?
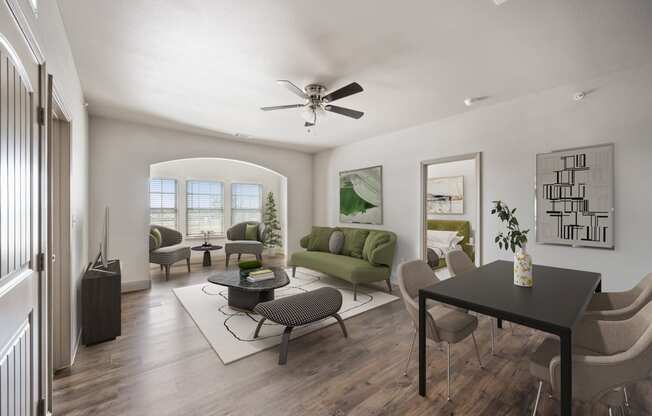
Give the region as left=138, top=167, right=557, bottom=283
left=231, top=183, right=262, bottom=224
left=186, top=180, right=224, bottom=235
left=150, top=178, right=177, bottom=229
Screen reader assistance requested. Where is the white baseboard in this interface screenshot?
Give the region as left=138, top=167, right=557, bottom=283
left=121, top=279, right=151, bottom=293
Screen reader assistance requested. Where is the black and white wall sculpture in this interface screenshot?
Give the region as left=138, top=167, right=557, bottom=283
left=536, top=144, right=614, bottom=248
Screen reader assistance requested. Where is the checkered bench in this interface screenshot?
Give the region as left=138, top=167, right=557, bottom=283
left=253, top=287, right=348, bottom=364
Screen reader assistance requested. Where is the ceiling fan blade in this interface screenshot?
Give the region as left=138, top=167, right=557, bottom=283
left=260, top=104, right=305, bottom=111
left=322, top=82, right=363, bottom=103
left=276, top=80, right=308, bottom=99
left=324, top=105, right=364, bottom=119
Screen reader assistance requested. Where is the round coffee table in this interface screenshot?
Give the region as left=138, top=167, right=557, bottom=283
left=207, top=267, right=289, bottom=311
left=191, top=244, right=223, bottom=267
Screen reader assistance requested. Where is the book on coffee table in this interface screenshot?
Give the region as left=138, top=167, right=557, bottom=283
left=246, top=269, right=275, bottom=283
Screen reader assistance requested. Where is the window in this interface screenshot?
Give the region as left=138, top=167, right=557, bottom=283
left=231, top=183, right=263, bottom=224
left=186, top=180, right=224, bottom=236
left=150, top=178, right=177, bottom=229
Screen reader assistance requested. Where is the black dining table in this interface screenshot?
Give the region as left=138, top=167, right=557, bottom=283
left=418, top=260, right=601, bottom=416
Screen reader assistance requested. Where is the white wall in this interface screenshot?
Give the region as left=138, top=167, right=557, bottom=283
left=90, top=116, right=312, bottom=290
left=314, top=62, right=652, bottom=291
left=149, top=158, right=285, bottom=264
left=427, top=159, right=477, bottom=236
left=14, top=0, right=90, bottom=364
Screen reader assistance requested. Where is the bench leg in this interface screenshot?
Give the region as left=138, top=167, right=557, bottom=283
left=253, top=318, right=266, bottom=338
left=333, top=313, right=348, bottom=338
left=279, top=327, right=293, bottom=365
left=292, top=266, right=296, bottom=277
left=386, top=278, right=392, bottom=293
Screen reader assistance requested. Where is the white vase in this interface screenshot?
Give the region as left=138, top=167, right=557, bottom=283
left=513, top=246, right=533, bottom=287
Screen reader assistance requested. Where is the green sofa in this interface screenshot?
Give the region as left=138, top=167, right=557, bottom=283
left=427, top=219, right=474, bottom=269
left=288, top=226, right=397, bottom=300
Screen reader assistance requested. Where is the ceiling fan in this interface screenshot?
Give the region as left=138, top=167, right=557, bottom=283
left=261, top=80, right=364, bottom=127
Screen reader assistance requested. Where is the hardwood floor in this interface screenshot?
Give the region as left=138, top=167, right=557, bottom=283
left=53, top=257, right=652, bottom=416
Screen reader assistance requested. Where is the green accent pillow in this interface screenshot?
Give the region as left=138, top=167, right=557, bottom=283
left=150, top=228, right=162, bottom=249
left=245, top=224, right=259, bottom=241
left=362, top=231, right=391, bottom=263
left=341, top=228, right=370, bottom=258
left=307, top=226, right=333, bottom=252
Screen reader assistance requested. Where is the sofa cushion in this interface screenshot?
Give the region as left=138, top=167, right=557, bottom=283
left=245, top=223, right=259, bottom=241
left=150, top=228, right=162, bottom=251
left=329, top=230, right=344, bottom=254
left=307, top=226, right=333, bottom=252
left=289, top=251, right=390, bottom=284
left=341, top=228, right=369, bottom=258
left=362, top=231, right=391, bottom=264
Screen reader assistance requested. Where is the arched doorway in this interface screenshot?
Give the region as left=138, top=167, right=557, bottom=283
left=148, top=157, right=288, bottom=281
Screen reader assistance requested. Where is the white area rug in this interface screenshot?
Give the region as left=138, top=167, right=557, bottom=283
left=173, top=267, right=399, bottom=364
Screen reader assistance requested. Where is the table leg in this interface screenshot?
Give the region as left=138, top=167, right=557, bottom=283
left=560, top=331, right=572, bottom=416
left=418, top=293, right=426, bottom=396
left=202, top=251, right=211, bottom=267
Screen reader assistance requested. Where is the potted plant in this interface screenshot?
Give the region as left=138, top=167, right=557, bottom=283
left=263, top=192, right=282, bottom=257
left=491, top=200, right=532, bottom=287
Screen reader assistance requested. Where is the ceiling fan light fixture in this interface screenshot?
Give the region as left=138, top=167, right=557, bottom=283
left=301, top=106, right=316, bottom=123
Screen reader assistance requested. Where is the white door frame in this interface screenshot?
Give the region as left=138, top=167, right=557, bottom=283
left=419, top=152, right=483, bottom=266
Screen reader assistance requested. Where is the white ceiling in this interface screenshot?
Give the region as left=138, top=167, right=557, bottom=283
left=58, top=0, right=652, bottom=152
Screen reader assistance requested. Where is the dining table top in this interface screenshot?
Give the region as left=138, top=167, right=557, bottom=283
left=419, top=260, right=601, bottom=334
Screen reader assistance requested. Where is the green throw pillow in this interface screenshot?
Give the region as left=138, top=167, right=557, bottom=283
left=362, top=231, right=391, bottom=263
left=341, top=228, right=370, bottom=258
left=245, top=224, right=259, bottom=241
left=307, top=226, right=333, bottom=252
left=150, top=228, right=162, bottom=249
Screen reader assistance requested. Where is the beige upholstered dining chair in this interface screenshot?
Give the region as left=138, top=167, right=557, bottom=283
left=445, top=249, right=507, bottom=354
left=398, top=260, right=484, bottom=401
left=529, top=301, right=652, bottom=415
left=585, top=273, right=652, bottom=321
left=445, top=249, right=476, bottom=277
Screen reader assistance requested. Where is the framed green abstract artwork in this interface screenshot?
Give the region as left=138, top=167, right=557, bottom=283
left=339, top=165, right=383, bottom=225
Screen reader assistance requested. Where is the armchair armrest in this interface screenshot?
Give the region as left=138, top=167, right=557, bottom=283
left=369, top=237, right=396, bottom=267
left=300, top=234, right=311, bottom=249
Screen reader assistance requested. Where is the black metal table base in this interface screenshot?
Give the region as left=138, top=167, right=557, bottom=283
left=227, top=287, right=275, bottom=311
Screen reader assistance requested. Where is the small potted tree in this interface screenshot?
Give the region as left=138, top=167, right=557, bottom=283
left=263, top=192, right=282, bottom=257
left=491, top=201, right=532, bottom=287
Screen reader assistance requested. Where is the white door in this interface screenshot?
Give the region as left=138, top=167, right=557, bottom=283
left=0, top=3, right=44, bottom=415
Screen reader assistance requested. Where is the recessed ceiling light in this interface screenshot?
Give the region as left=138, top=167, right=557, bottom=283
left=233, top=132, right=251, bottom=138
left=493, top=0, right=510, bottom=5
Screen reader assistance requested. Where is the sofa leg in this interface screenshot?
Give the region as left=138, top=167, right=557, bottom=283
left=237, top=253, right=241, bottom=262
left=333, top=313, right=348, bottom=338
left=225, top=254, right=230, bottom=268
left=386, top=278, right=392, bottom=293
left=160, top=264, right=163, bottom=271
left=279, top=327, right=293, bottom=365
left=186, top=257, right=191, bottom=272
left=353, top=285, right=358, bottom=301
left=164, top=265, right=170, bottom=280
left=292, top=266, right=296, bottom=277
